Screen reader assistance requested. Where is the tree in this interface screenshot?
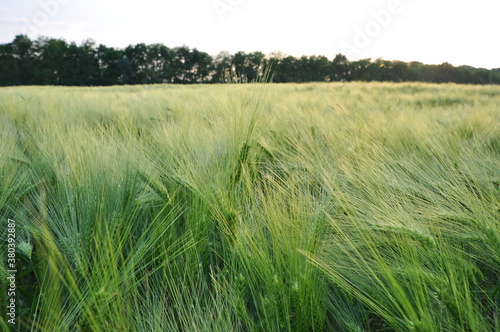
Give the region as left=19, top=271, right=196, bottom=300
left=390, top=61, right=411, bottom=81
left=246, top=52, right=266, bottom=82
left=432, top=62, right=459, bottom=83
left=350, top=58, right=372, bottom=81
left=308, top=55, right=330, bottom=81
left=3, top=35, right=36, bottom=85
left=59, top=40, right=99, bottom=85
left=229, top=51, right=266, bottom=83
left=34, top=37, right=68, bottom=85
left=146, top=43, right=173, bottom=83
left=171, top=46, right=190, bottom=83
left=330, top=54, right=350, bottom=81
left=96, top=44, right=124, bottom=85
left=191, top=48, right=213, bottom=83
left=211, top=51, right=233, bottom=83
left=123, top=43, right=149, bottom=84
left=1, top=35, right=499, bottom=86
left=0, top=41, right=19, bottom=86
left=117, top=56, right=136, bottom=85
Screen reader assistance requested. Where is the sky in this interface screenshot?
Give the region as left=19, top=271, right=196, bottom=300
left=0, top=0, right=499, bottom=69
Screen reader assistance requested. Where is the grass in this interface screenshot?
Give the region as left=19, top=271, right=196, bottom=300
left=0, top=82, right=499, bottom=331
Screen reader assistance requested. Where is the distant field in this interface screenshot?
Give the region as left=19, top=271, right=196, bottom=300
left=1, top=83, right=499, bottom=331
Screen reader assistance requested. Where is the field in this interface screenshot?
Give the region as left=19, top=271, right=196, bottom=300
left=0, top=82, right=499, bottom=331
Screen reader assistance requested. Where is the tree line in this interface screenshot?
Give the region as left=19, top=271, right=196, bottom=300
left=1, top=35, right=499, bottom=86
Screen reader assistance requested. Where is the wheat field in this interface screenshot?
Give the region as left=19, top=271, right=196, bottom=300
left=0, top=82, right=499, bottom=331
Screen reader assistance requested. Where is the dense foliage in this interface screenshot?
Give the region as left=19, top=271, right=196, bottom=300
left=1, top=35, right=499, bottom=86
left=1, top=83, right=499, bottom=331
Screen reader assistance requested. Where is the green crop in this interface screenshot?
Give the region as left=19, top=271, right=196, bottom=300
left=0, top=82, right=498, bottom=331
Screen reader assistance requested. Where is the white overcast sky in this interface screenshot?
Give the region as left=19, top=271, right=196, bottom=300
left=0, top=0, right=498, bottom=68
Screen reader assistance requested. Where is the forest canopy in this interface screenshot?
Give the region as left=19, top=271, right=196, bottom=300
left=1, top=35, right=499, bottom=86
